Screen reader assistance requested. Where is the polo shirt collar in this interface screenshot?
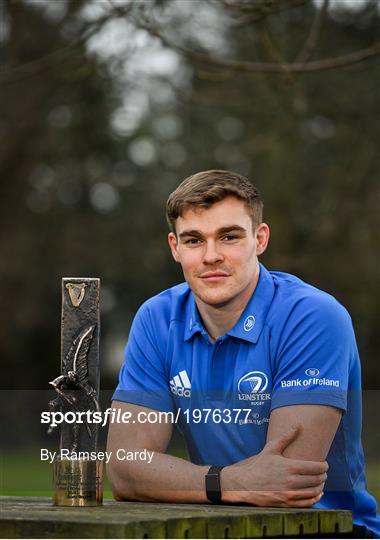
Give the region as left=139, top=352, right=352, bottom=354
left=227, top=263, right=275, bottom=343
left=184, top=293, right=208, bottom=342
left=184, top=263, right=275, bottom=343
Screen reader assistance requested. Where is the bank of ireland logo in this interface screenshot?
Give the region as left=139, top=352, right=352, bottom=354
left=305, top=368, right=319, bottom=377
left=244, top=315, right=255, bottom=332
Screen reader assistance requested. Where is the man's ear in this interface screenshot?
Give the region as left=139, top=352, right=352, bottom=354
left=255, top=223, right=270, bottom=256
left=168, top=232, right=180, bottom=262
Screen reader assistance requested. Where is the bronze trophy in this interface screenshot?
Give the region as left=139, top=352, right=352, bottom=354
left=48, top=278, right=103, bottom=506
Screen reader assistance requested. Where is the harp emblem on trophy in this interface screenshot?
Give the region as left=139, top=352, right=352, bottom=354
left=66, top=282, right=87, bottom=307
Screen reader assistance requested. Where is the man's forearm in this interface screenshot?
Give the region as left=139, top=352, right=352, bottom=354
left=107, top=450, right=210, bottom=503
left=106, top=403, right=327, bottom=507
left=107, top=440, right=325, bottom=508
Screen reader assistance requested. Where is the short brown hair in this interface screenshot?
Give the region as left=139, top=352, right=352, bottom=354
left=166, top=169, right=263, bottom=233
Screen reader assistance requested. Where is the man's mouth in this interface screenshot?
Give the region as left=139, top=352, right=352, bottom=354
left=199, top=271, right=230, bottom=282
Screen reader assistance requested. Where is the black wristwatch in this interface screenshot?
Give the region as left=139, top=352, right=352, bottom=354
left=205, top=465, right=224, bottom=503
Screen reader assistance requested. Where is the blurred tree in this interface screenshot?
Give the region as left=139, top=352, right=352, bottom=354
left=0, top=0, right=120, bottom=387
left=0, top=0, right=379, bottom=398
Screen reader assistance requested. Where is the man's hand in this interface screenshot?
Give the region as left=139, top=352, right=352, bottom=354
left=222, top=427, right=328, bottom=507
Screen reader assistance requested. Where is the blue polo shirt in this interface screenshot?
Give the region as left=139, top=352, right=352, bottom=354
left=113, top=264, right=380, bottom=536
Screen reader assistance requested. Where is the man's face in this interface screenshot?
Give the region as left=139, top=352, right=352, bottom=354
left=168, top=196, right=269, bottom=309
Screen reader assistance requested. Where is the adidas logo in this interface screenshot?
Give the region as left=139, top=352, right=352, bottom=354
left=170, top=370, right=191, bottom=398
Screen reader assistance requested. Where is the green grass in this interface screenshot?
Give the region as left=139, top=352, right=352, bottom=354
left=0, top=451, right=113, bottom=499
left=1, top=451, right=379, bottom=504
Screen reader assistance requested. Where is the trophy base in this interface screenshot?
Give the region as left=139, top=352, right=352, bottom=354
left=53, top=458, right=103, bottom=506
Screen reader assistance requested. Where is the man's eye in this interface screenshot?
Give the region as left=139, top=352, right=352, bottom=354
left=222, top=235, right=238, bottom=241
left=184, top=238, right=201, bottom=245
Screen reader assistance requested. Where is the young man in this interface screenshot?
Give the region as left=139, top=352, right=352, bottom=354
left=107, top=170, right=380, bottom=537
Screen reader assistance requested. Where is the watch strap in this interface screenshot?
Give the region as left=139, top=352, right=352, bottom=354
left=205, top=465, right=224, bottom=503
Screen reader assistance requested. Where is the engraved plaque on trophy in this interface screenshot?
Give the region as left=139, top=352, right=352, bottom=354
left=48, top=278, right=103, bottom=506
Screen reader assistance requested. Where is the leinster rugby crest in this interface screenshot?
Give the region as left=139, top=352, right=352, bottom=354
left=237, top=371, right=271, bottom=405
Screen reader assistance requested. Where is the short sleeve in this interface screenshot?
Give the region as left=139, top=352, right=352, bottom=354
left=112, top=303, right=174, bottom=412
left=270, top=293, right=356, bottom=413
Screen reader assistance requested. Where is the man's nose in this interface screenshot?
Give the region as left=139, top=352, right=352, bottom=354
left=203, top=241, right=223, bottom=264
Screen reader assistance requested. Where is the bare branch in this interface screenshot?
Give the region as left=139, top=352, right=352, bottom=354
left=294, top=0, right=329, bottom=64
left=0, top=3, right=133, bottom=84
left=218, top=0, right=283, bottom=14
left=227, top=0, right=307, bottom=27
left=258, top=29, right=289, bottom=66
left=136, top=19, right=380, bottom=74
left=1, top=0, right=379, bottom=86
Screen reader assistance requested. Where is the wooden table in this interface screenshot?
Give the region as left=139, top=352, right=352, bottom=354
left=0, top=497, right=352, bottom=538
